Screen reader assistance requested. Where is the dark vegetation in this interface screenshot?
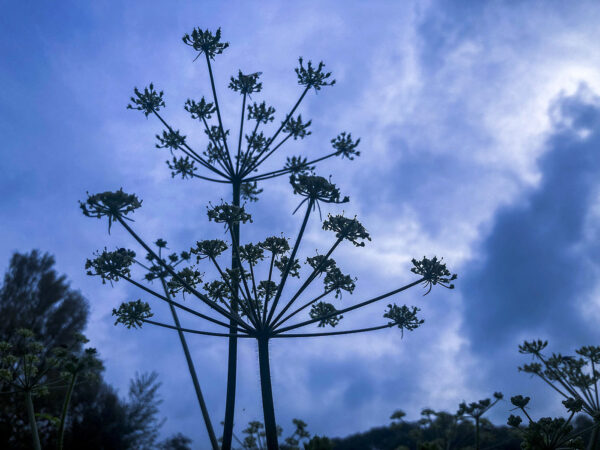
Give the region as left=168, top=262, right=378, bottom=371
left=0, top=250, right=191, bottom=449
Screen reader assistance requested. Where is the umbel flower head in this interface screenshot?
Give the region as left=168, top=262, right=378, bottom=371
left=229, top=71, right=263, bottom=95
left=156, top=129, right=186, bottom=150
left=411, top=256, right=457, bottom=294
left=295, top=57, right=336, bottom=91
left=322, top=214, right=371, bottom=247
left=290, top=175, right=349, bottom=208
left=85, top=248, right=136, bottom=284
left=283, top=115, right=312, bottom=140
left=259, top=236, right=290, bottom=256
left=247, top=101, right=275, bottom=124
left=182, top=27, right=229, bottom=60
left=191, top=239, right=229, bottom=261
left=383, top=304, right=424, bottom=337
left=80, top=189, right=142, bottom=232
left=310, top=302, right=343, bottom=327
left=185, top=97, right=216, bottom=121
left=207, top=202, right=253, bottom=230
left=332, top=132, right=361, bottom=160
left=284, top=156, right=315, bottom=176
left=113, top=300, right=153, bottom=329
left=167, top=156, right=197, bottom=179
left=127, top=83, right=165, bottom=116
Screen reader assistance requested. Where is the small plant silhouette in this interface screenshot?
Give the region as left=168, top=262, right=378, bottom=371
left=82, top=27, right=457, bottom=449
left=509, top=340, right=600, bottom=450
left=457, top=392, right=503, bottom=449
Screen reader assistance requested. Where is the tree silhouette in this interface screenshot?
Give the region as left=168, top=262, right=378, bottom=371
left=82, top=27, right=457, bottom=449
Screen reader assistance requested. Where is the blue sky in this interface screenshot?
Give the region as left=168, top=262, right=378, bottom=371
left=2, top=0, right=600, bottom=445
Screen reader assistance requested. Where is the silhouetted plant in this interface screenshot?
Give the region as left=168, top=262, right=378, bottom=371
left=0, top=329, right=99, bottom=450
left=225, top=418, right=311, bottom=450
left=457, top=391, right=503, bottom=449
left=83, top=26, right=457, bottom=449
left=515, top=340, right=600, bottom=450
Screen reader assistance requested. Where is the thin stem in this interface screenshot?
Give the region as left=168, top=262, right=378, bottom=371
left=257, top=337, right=279, bottom=449
left=270, top=238, right=343, bottom=327
left=273, top=323, right=394, bottom=338
left=122, top=275, right=239, bottom=331
left=25, top=390, right=41, bottom=450
left=249, top=133, right=293, bottom=174
left=222, top=180, right=241, bottom=450
left=208, top=256, right=258, bottom=327
left=153, top=110, right=230, bottom=179
left=271, top=289, right=334, bottom=330
left=261, top=253, right=276, bottom=325
left=275, top=278, right=424, bottom=334
left=160, top=278, right=220, bottom=450
left=205, top=54, right=235, bottom=174
left=57, top=373, right=77, bottom=450
left=266, top=199, right=313, bottom=325
left=142, top=318, right=253, bottom=338
left=245, top=151, right=339, bottom=183
left=236, top=93, right=247, bottom=176
left=241, top=86, right=310, bottom=178
left=116, top=217, right=252, bottom=331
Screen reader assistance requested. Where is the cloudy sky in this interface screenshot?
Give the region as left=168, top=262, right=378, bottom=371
left=2, top=0, right=600, bottom=445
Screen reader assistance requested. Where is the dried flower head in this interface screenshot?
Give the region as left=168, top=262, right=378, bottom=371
left=383, top=304, right=424, bottom=337
left=127, top=83, right=165, bottom=116
left=229, top=71, right=263, bottom=95
left=156, top=129, right=186, bottom=150
left=283, top=115, right=312, bottom=140
left=185, top=97, right=216, bottom=121
left=85, top=248, right=136, bottom=284
left=410, top=256, right=457, bottom=294
left=192, top=239, right=229, bottom=260
left=295, top=58, right=335, bottom=91
left=182, top=27, right=229, bottom=60
left=80, top=189, right=142, bottom=232
left=332, top=132, right=361, bottom=160
left=112, top=300, right=153, bottom=329
left=322, top=214, right=370, bottom=247
left=247, top=101, right=275, bottom=124
left=310, top=302, right=342, bottom=327
left=207, top=202, right=252, bottom=230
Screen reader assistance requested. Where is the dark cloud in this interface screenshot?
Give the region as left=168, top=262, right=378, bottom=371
left=460, top=86, right=600, bottom=411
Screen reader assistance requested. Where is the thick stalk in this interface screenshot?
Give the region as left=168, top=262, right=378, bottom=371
left=475, top=417, right=480, bottom=450
left=25, top=390, right=41, bottom=450
left=257, top=336, right=279, bottom=450
left=161, top=279, right=219, bottom=450
left=57, top=373, right=77, bottom=450
left=588, top=424, right=600, bottom=450
left=222, top=180, right=241, bottom=450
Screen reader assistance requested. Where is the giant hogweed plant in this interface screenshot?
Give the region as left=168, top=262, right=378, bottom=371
left=508, top=341, right=600, bottom=450
left=81, top=27, right=457, bottom=450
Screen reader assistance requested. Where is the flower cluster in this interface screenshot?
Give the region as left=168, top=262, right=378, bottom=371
left=112, top=300, right=153, bottom=329
left=185, top=97, right=216, bottom=121
left=260, top=236, right=290, bottom=256
left=167, top=156, right=197, bottom=179
left=332, top=132, right=360, bottom=160
left=80, top=189, right=142, bottom=231
left=207, top=203, right=252, bottom=230
left=310, top=302, right=342, bottom=327
left=167, top=267, right=203, bottom=295
left=182, top=27, right=229, bottom=60
left=229, top=71, right=263, bottom=95
left=156, top=129, right=186, bottom=151
left=410, top=256, right=457, bottom=294
left=291, top=175, right=349, bottom=205
left=383, top=304, right=424, bottom=336
left=284, top=156, right=315, bottom=176
left=247, top=101, right=275, bottom=124
left=192, top=239, right=229, bottom=261
left=127, top=83, right=165, bottom=116
left=323, top=267, right=356, bottom=298
left=295, top=58, right=335, bottom=91
left=283, top=115, right=312, bottom=140
left=322, top=214, right=370, bottom=247
left=85, top=248, right=136, bottom=284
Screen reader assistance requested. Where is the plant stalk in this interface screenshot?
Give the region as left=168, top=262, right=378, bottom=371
left=258, top=336, right=279, bottom=449
left=222, top=180, right=241, bottom=450
left=25, top=390, right=41, bottom=450
left=57, top=373, right=77, bottom=450
left=161, top=279, right=219, bottom=450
